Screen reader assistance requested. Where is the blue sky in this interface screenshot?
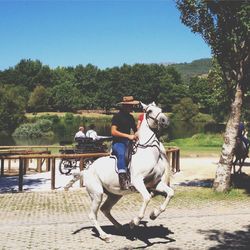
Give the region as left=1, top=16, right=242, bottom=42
left=0, top=0, right=211, bottom=70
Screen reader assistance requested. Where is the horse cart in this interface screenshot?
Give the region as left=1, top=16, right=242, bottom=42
left=59, top=136, right=112, bottom=175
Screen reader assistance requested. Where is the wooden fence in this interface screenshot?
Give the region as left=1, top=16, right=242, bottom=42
left=166, top=147, right=180, bottom=173
left=0, top=147, right=180, bottom=192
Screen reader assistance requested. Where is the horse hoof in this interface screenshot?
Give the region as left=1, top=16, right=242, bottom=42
left=129, top=221, right=135, bottom=229
left=149, top=211, right=157, bottom=220
left=64, top=187, right=69, bottom=191
left=101, top=234, right=112, bottom=243
left=104, top=237, right=112, bottom=243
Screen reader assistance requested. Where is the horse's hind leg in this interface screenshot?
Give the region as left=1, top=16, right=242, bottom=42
left=86, top=179, right=111, bottom=242
left=149, top=180, right=174, bottom=220
left=100, top=193, right=122, bottom=228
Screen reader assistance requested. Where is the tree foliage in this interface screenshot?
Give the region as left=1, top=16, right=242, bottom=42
left=0, top=87, right=25, bottom=133
left=172, top=97, right=199, bottom=121
left=176, top=0, right=249, bottom=94
left=28, top=85, right=48, bottom=112
left=176, top=0, right=250, bottom=192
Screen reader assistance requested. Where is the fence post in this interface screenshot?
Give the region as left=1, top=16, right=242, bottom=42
left=46, top=158, right=50, bottom=172
left=79, top=158, right=84, bottom=187
left=0, top=158, right=4, bottom=177
left=18, top=158, right=24, bottom=192
left=166, top=150, right=171, bottom=162
left=51, top=158, right=56, bottom=190
left=176, top=149, right=180, bottom=172
left=37, top=159, right=42, bottom=172
left=166, top=147, right=181, bottom=174
left=171, top=150, right=176, bottom=172
left=8, top=159, right=11, bottom=173
left=23, top=158, right=28, bottom=175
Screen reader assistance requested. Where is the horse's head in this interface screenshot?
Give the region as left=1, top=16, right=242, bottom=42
left=141, top=102, right=169, bottom=130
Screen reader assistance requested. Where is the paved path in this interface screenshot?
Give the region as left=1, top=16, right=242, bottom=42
left=0, top=190, right=250, bottom=250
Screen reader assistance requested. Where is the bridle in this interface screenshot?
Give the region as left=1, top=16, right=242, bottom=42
left=145, top=106, right=163, bottom=130
left=131, top=107, right=165, bottom=156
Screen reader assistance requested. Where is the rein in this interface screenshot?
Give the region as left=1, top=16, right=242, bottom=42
left=131, top=112, right=162, bottom=156
left=145, top=109, right=162, bottom=130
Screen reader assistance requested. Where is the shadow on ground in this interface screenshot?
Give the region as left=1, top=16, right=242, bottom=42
left=231, top=173, right=250, bottom=195
left=73, top=221, right=176, bottom=249
left=178, top=172, right=250, bottom=195
left=0, top=175, right=47, bottom=193
left=198, top=225, right=250, bottom=250
left=178, top=178, right=213, bottom=187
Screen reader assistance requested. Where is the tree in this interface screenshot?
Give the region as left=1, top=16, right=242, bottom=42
left=28, top=85, right=49, bottom=112
left=172, top=97, right=199, bottom=121
left=159, top=67, right=187, bottom=111
left=189, top=76, right=213, bottom=113
left=0, top=87, right=25, bottom=134
left=176, top=0, right=250, bottom=192
left=14, top=59, right=43, bottom=90
left=47, top=82, right=81, bottom=111
left=206, top=59, right=231, bottom=122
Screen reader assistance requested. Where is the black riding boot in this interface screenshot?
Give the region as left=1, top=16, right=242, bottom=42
left=118, top=173, right=129, bottom=190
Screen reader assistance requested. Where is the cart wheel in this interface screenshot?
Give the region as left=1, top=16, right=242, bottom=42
left=59, top=159, right=72, bottom=175
left=84, top=158, right=94, bottom=168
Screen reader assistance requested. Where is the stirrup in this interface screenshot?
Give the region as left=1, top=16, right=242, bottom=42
left=119, top=173, right=129, bottom=190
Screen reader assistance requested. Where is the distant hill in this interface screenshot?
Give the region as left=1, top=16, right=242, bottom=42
left=169, top=58, right=212, bottom=81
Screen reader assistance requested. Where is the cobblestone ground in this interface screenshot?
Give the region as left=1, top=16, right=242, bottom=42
left=0, top=190, right=250, bottom=250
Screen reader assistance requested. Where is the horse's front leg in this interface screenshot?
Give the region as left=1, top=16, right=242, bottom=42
left=149, top=180, right=174, bottom=220
left=129, top=177, right=152, bottom=229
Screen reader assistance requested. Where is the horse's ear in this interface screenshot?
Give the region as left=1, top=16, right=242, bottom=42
left=152, top=101, right=156, bottom=106
left=140, top=102, right=147, bottom=111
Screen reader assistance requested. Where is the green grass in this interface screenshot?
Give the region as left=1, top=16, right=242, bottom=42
left=165, top=133, right=223, bottom=156
left=173, top=186, right=248, bottom=201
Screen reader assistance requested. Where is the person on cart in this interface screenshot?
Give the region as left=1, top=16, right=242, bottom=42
left=74, top=126, right=86, bottom=141
left=86, top=124, right=98, bottom=140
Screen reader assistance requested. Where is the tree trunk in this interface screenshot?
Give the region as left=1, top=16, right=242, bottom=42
left=213, top=84, right=243, bottom=192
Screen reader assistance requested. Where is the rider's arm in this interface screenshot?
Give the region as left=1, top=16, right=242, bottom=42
left=111, top=125, right=136, bottom=140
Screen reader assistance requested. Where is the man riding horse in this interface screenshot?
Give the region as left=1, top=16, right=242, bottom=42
left=111, top=96, right=139, bottom=190
left=64, top=101, right=173, bottom=242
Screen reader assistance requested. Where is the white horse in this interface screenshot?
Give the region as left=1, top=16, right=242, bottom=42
left=65, top=102, right=174, bottom=242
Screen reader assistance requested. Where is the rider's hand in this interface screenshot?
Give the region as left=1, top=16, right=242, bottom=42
left=128, top=134, right=136, bottom=141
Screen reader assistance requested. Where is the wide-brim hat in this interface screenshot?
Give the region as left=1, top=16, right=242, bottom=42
left=118, top=96, right=140, bottom=105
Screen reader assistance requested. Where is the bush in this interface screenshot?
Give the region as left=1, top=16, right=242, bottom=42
left=204, top=121, right=226, bottom=133
left=172, top=97, right=199, bottom=121
left=36, top=119, right=53, bottom=132
left=13, top=119, right=54, bottom=138
left=38, top=114, right=60, bottom=124
left=192, top=113, right=214, bottom=123
left=64, top=113, right=74, bottom=124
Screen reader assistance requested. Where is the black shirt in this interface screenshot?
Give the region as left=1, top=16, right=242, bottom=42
left=111, top=110, right=137, bottom=143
